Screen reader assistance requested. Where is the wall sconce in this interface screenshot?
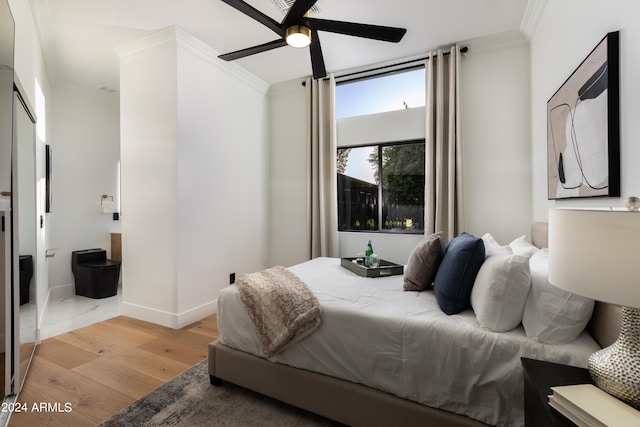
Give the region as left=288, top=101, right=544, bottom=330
left=100, top=194, right=116, bottom=214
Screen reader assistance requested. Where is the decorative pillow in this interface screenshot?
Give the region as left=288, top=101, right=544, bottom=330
left=509, top=235, right=540, bottom=257
left=470, top=252, right=531, bottom=332
left=522, top=249, right=595, bottom=344
left=403, top=232, right=445, bottom=291
left=481, top=233, right=511, bottom=258
left=434, top=232, right=486, bottom=315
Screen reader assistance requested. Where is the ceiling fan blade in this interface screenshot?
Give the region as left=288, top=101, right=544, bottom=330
left=309, top=30, right=327, bottom=80
left=282, top=0, right=318, bottom=28
left=218, top=39, right=288, bottom=61
left=306, top=18, right=406, bottom=43
left=220, top=0, right=284, bottom=36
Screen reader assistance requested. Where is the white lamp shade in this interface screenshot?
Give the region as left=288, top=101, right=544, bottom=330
left=549, top=208, right=640, bottom=308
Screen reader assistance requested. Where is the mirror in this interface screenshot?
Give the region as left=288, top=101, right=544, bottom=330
left=15, top=90, right=37, bottom=389
left=0, top=0, right=15, bottom=399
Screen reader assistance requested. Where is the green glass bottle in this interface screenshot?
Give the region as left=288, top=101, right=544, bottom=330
left=365, top=240, right=374, bottom=267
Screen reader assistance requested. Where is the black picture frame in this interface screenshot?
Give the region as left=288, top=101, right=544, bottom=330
left=547, top=31, right=620, bottom=200
left=45, top=144, right=52, bottom=212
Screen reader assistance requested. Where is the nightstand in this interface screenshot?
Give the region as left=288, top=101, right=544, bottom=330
left=521, top=357, right=593, bottom=427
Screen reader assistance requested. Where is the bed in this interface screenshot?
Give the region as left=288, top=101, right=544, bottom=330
left=208, top=223, right=621, bottom=426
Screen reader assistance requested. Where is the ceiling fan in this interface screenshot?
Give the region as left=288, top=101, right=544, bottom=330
left=218, top=0, right=407, bottom=80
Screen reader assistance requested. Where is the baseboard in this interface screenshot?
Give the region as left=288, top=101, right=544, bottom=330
left=37, top=287, right=52, bottom=335
left=120, top=299, right=217, bottom=329
left=176, top=300, right=218, bottom=328
left=50, top=283, right=74, bottom=300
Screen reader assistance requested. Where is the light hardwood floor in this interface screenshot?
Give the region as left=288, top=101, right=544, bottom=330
left=8, top=314, right=218, bottom=426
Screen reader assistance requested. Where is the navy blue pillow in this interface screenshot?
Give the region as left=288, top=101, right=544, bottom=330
left=434, top=232, right=486, bottom=315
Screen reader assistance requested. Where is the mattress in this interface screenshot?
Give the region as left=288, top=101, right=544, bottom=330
left=218, top=257, right=600, bottom=426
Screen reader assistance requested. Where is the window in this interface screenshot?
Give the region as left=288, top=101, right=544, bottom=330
left=335, top=64, right=426, bottom=234
left=335, top=68, right=425, bottom=119
left=337, top=140, right=425, bottom=234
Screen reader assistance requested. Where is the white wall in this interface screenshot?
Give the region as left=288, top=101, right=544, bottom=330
left=48, top=84, right=121, bottom=296
left=175, top=32, right=270, bottom=319
left=267, top=80, right=310, bottom=267
left=119, top=27, right=270, bottom=328
left=338, top=107, right=426, bottom=147
left=461, top=31, right=532, bottom=244
left=119, top=29, right=180, bottom=325
left=531, top=0, right=640, bottom=219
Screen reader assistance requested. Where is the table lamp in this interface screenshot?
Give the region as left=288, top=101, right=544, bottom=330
left=548, top=204, right=640, bottom=408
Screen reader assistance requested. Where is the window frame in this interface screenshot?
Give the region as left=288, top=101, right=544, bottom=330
left=337, top=138, right=425, bottom=235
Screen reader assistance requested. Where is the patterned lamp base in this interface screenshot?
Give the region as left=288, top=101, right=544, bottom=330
left=588, top=306, right=640, bottom=409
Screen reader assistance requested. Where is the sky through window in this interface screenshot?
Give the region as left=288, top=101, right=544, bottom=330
left=335, top=68, right=425, bottom=119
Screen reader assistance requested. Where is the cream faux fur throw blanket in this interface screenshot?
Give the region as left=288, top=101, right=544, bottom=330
left=236, top=266, right=322, bottom=357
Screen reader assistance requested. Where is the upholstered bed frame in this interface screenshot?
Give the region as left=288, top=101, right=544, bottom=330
left=208, top=222, right=621, bottom=426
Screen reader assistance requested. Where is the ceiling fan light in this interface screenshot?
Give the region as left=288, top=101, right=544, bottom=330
left=285, top=25, right=312, bottom=48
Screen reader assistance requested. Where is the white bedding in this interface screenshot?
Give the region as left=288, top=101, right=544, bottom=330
left=218, top=257, right=600, bottom=426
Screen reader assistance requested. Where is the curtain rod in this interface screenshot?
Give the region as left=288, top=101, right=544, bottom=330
left=336, top=46, right=468, bottom=83
left=302, top=46, right=468, bottom=86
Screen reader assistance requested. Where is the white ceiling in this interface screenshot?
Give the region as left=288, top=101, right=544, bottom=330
left=30, top=0, right=530, bottom=92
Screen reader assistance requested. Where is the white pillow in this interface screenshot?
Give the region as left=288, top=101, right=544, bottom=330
left=509, top=235, right=540, bottom=257
left=481, top=233, right=511, bottom=258
left=522, top=249, right=594, bottom=344
left=471, top=252, right=531, bottom=332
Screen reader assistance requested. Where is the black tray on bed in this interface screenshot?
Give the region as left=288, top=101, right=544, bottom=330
left=340, top=258, right=404, bottom=278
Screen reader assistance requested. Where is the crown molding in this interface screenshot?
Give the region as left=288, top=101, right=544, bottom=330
left=115, top=26, right=269, bottom=95
left=267, top=77, right=307, bottom=98
left=520, top=0, right=549, bottom=40
left=461, top=30, right=529, bottom=55
left=174, top=27, right=269, bottom=94
left=113, top=26, right=177, bottom=60
left=29, top=0, right=60, bottom=84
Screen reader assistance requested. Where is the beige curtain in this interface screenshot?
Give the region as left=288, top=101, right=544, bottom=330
left=306, top=75, right=339, bottom=258
left=424, top=46, right=465, bottom=242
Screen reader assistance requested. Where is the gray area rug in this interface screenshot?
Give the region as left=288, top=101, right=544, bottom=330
left=98, top=359, right=343, bottom=426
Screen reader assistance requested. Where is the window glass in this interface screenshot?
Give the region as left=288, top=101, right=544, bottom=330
left=337, top=141, right=424, bottom=233
left=337, top=146, right=379, bottom=231
left=336, top=68, right=425, bottom=119
left=381, top=143, right=424, bottom=232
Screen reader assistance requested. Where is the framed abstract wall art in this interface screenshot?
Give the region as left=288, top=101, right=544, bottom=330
left=547, top=31, right=620, bottom=200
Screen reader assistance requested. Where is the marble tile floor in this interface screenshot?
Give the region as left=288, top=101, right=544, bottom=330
left=38, top=286, right=122, bottom=340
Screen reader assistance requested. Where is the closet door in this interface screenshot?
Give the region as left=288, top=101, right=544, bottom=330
left=13, top=90, right=37, bottom=392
